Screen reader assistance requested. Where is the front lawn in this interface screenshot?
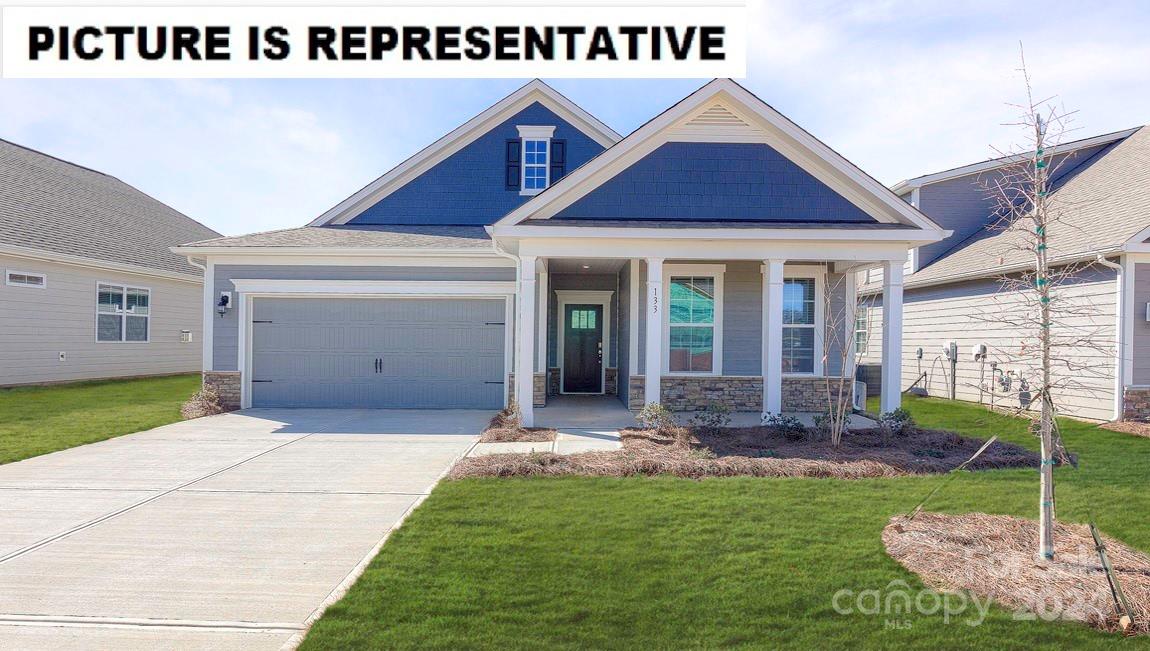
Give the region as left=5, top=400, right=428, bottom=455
left=0, top=374, right=200, bottom=465
left=301, top=396, right=1150, bottom=649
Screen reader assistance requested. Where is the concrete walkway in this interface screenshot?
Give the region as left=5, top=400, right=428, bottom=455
left=0, top=409, right=487, bottom=650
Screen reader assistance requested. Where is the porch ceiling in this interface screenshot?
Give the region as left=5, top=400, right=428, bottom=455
left=546, top=258, right=628, bottom=274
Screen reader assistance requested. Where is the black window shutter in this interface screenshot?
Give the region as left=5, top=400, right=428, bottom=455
left=505, top=139, right=521, bottom=190
left=550, top=139, right=567, bottom=181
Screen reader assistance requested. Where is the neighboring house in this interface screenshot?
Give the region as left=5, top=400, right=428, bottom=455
left=0, top=139, right=221, bottom=386
left=173, top=79, right=948, bottom=425
left=858, top=126, right=1150, bottom=422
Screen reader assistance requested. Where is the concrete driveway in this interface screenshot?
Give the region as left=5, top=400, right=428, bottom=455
left=0, top=409, right=486, bottom=650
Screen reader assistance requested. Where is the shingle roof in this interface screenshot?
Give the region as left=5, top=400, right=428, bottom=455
left=0, top=139, right=220, bottom=276
left=904, top=125, right=1150, bottom=288
left=180, top=224, right=492, bottom=250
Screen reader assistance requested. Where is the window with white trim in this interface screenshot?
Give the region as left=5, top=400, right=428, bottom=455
left=854, top=306, right=869, bottom=355
left=782, top=278, right=816, bottom=373
left=6, top=271, right=45, bottom=288
left=97, top=283, right=150, bottom=342
left=668, top=275, right=717, bottom=373
left=522, top=138, right=549, bottom=191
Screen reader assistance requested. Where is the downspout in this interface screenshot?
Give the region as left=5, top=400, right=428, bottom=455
left=1097, top=255, right=1125, bottom=421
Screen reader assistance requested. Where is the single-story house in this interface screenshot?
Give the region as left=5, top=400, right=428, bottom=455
left=0, top=139, right=220, bottom=386
left=858, top=125, right=1150, bottom=422
left=174, top=79, right=948, bottom=425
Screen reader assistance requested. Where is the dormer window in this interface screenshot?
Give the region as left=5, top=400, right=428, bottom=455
left=510, top=125, right=565, bottom=196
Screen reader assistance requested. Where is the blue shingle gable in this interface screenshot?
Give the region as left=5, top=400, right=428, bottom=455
left=348, top=102, right=604, bottom=226
left=552, top=142, right=877, bottom=223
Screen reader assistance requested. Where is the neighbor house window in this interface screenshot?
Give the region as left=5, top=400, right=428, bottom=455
left=522, top=139, right=549, bottom=191
left=667, top=273, right=723, bottom=373
left=782, top=278, right=816, bottom=373
left=6, top=271, right=45, bottom=288
left=854, top=307, right=869, bottom=355
left=97, top=283, right=150, bottom=342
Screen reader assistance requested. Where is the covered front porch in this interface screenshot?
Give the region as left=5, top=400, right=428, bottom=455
left=510, top=246, right=907, bottom=427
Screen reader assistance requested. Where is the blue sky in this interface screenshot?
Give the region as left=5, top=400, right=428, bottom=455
left=2, top=0, right=1148, bottom=236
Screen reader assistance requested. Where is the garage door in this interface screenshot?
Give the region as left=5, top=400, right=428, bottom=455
left=250, top=297, right=506, bottom=409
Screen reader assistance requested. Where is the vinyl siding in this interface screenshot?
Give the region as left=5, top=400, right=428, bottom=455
left=0, top=253, right=202, bottom=385
left=860, top=267, right=1117, bottom=421
left=211, top=264, right=515, bottom=372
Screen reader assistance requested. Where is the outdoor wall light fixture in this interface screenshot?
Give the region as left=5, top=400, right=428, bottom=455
left=216, top=292, right=231, bottom=317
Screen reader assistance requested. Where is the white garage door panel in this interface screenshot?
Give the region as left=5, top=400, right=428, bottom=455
left=250, top=297, right=506, bottom=409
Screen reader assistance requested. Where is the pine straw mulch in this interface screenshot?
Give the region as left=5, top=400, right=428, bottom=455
left=449, top=426, right=1038, bottom=480
left=884, top=512, right=1150, bottom=635
left=478, top=409, right=557, bottom=443
left=1101, top=421, right=1150, bottom=439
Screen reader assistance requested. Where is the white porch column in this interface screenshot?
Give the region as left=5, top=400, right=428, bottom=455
left=644, top=257, right=664, bottom=405
left=516, top=255, right=537, bottom=426
left=881, top=259, right=905, bottom=414
left=537, top=260, right=548, bottom=374
left=762, top=260, right=784, bottom=416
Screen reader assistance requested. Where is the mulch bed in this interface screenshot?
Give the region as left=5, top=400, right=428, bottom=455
left=884, top=512, right=1150, bottom=635
left=450, top=426, right=1038, bottom=480
left=478, top=408, right=557, bottom=442
left=1101, top=421, right=1150, bottom=439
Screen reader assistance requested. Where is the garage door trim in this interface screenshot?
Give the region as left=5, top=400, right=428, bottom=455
left=232, top=279, right=516, bottom=409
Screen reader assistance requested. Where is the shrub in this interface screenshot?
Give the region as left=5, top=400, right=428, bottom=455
left=638, top=402, right=678, bottom=432
left=812, top=410, right=852, bottom=440
left=879, top=408, right=915, bottom=438
left=763, top=412, right=807, bottom=441
left=689, top=402, right=732, bottom=433
left=181, top=385, right=225, bottom=420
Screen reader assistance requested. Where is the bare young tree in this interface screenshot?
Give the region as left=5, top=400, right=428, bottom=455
left=820, top=273, right=865, bottom=447
left=977, top=47, right=1113, bottom=560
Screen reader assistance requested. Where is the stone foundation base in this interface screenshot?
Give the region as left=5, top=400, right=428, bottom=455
left=1123, top=386, right=1150, bottom=421
left=605, top=367, right=617, bottom=396
left=625, top=375, right=855, bottom=413
left=508, top=373, right=547, bottom=408
left=547, top=368, right=560, bottom=396
left=202, top=371, right=241, bottom=411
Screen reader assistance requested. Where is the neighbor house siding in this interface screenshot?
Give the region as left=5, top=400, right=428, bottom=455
left=0, top=253, right=202, bottom=385
left=210, top=264, right=515, bottom=372
left=861, top=266, right=1117, bottom=421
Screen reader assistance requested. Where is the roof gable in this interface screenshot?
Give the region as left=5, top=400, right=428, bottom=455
left=551, top=141, right=876, bottom=224
left=495, top=79, right=945, bottom=233
left=347, top=101, right=605, bottom=226
left=312, top=80, right=619, bottom=227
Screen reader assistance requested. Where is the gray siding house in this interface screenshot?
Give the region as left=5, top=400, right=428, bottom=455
left=175, top=79, right=949, bottom=425
left=0, top=139, right=220, bottom=386
left=860, top=126, right=1150, bottom=422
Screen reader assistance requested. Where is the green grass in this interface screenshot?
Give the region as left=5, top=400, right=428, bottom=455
left=302, top=396, right=1150, bottom=650
left=0, top=374, right=200, bottom=465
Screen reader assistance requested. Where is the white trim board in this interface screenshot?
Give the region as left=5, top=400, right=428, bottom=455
left=555, top=289, right=613, bottom=395
left=309, top=80, right=620, bottom=227
left=494, top=79, right=946, bottom=235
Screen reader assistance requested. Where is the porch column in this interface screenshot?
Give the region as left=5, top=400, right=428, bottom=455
left=644, top=257, right=664, bottom=405
left=537, top=259, right=548, bottom=374
left=517, top=255, right=537, bottom=426
left=762, top=260, right=784, bottom=416
left=880, top=259, right=904, bottom=414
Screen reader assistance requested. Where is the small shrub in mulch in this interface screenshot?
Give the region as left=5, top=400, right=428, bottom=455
left=884, top=512, right=1150, bottom=635
left=449, top=425, right=1037, bottom=480
left=479, top=406, right=557, bottom=443
left=180, top=385, right=226, bottom=420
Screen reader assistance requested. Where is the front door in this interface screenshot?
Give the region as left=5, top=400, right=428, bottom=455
left=563, top=304, right=603, bottom=393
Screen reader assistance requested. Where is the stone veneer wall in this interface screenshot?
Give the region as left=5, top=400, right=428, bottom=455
left=507, top=373, right=547, bottom=408
left=1123, top=387, right=1150, bottom=421
left=626, top=375, right=853, bottom=412
left=547, top=368, right=560, bottom=396
left=605, top=368, right=618, bottom=396
left=203, top=371, right=241, bottom=411
left=546, top=367, right=618, bottom=396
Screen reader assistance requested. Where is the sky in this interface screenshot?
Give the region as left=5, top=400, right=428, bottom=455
left=1, top=0, right=1148, bottom=236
